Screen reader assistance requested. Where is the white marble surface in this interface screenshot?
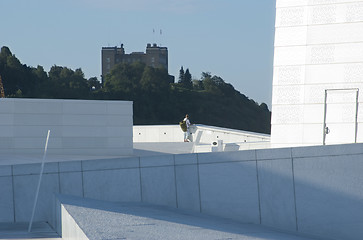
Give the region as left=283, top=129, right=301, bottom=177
left=1, top=143, right=363, bottom=240
left=58, top=195, right=317, bottom=240
left=272, top=0, right=363, bottom=147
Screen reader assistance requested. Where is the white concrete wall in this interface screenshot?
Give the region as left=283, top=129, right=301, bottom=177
left=272, top=0, right=363, bottom=147
left=2, top=143, right=363, bottom=240
left=60, top=204, right=89, bottom=240
left=0, top=98, right=133, bottom=155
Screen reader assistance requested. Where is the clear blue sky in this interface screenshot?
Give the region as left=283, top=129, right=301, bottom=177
left=1, top=0, right=276, bottom=107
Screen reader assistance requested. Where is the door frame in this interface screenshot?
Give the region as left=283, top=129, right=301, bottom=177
left=323, top=88, right=359, bottom=145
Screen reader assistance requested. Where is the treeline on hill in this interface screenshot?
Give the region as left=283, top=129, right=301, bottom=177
left=0, top=46, right=271, bottom=133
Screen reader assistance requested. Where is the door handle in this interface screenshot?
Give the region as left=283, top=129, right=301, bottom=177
left=325, top=127, right=330, bottom=134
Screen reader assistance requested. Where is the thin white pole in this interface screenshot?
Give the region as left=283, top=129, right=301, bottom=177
left=28, top=130, right=51, bottom=233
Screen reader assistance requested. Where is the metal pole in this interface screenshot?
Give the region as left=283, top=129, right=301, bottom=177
left=28, top=130, right=51, bottom=233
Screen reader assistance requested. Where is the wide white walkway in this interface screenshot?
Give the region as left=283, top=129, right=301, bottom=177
left=59, top=195, right=321, bottom=240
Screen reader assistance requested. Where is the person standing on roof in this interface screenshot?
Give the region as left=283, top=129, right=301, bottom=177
left=183, top=114, right=191, bottom=142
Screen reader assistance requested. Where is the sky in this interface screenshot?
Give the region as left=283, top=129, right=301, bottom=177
left=0, top=0, right=276, bottom=107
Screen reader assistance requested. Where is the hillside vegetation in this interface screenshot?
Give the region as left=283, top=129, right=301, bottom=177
left=0, top=46, right=271, bottom=133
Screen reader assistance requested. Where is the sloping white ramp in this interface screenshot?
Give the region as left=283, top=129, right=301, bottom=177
left=56, top=195, right=317, bottom=240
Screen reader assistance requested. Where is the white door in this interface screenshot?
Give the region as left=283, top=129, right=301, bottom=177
left=323, top=89, right=359, bottom=145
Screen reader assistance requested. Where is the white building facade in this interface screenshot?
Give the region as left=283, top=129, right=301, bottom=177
left=271, top=0, right=363, bottom=147
left=0, top=98, right=133, bottom=156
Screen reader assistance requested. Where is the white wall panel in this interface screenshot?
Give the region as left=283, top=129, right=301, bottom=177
left=13, top=100, right=62, bottom=114
left=305, top=64, right=343, bottom=84
left=14, top=114, right=62, bottom=126
left=308, top=0, right=363, bottom=5
left=12, top=137, right=62, bottom=149
left=345, top=2, right=363, bottom=22
left=0, top=114, right=13, bottom=125
left=308, top=4, right=339, bottom=24
left=13, top=173, right=59, bottom=222
left=272, top=85, right=304, bottom=105
left=106, top=115, right=133, bottom=126
left=107, top=101, right=133, bottom=115
left=107, top=126, right=132, bottom=137
left=83, top=168, right=141, bottom=202
left=293, top=154, right=363, bottom=240
left=302, top=124, right=324, bottom=144
left=62, top=114, right=106, bottom=126
left=307, top=22, right=363, bottom=44
left=306, top=45, right=336, bottom=64
left=0, top=176, right=14, bottom=222
left=175, top=164, right=201, bottom=212
left=62, top=126, right=107, bottom=137
left=275, top=26, right=307, bottom=47
left=307, top=43, right=363, bottom=64
left=0, top=126, right=13, bottom=137
left=0, top=99, right=133, bottom=155
left=275, top=6, right=308, bottom=27
left=133, top=127, right=146, bottom=142
left=13, top=126, right=63, bottom=137
left=303, top=84, right=332, bottom=104
left=343, top=63, right=363, bottom=83
left=0, top=138, right=12, bottom=149
left=81, top=157, right=139, bottom=171
left=271, top=105, right=304, bottom=124
left=0, top=100, right=13, bottom=113
left=62, top=101, right=107, bottom=115
left=356, top=123, right=363, bottom=142
left=274, top=46, right=307, bottom=66
left=140, top=155, right=174, bottom=168
left=273, top=66, right=306, bottom=86
left=144, top=128, right=161, bottom=142
left=277, top=2, right=363, bottom=26
left=277, top=0, right=307, bottom=8
left=107, top=138, right=133, bottom=148
left=257, top=159, right=297, bottom=230
left=140, top=166, right=177, bottom=207
left=271, top=124, right=304, bottom=145
left=158, top=128, right=174, bottom=142
left=59, top=172, right=83, bottom=197
left=199, top=161, right=260, bottom=223
left=62, top=137, right=108, bottom=149
left=303, top=104, right=325, bottom=123
left=172, top=127, right=185, bottom=142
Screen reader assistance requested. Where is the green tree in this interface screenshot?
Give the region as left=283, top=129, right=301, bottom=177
left=103, top=62, right=144, bottom=99
left=183, top=68, right=192, bottom=89
left=88, top=77, right=102, bottom=91
left=0, top=46, right=271, bottom=133
left=178, top=66, right=185, bottom=83
left=48, top=66, right=89, bottom=99
left=178, top=66, right=192, bottom=89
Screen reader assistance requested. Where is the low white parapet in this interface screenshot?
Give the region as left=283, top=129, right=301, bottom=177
left=0, top=98, right=133, bottom=156
left=3, top=143, right=362, bottom=240
left=133, top=124, right=270, bottom=152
